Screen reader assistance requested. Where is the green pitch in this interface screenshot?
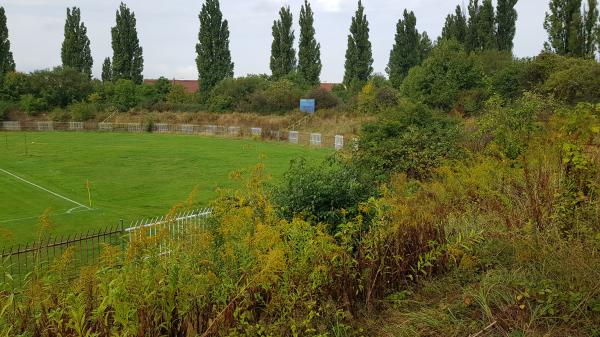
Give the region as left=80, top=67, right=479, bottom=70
left=0, top=132, right=331, bottom=246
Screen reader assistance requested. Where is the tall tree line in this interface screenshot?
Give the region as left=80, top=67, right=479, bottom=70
left=61, top=7, right=93, bottom=79
left=196, top=0, right=234, bottom=92
left=441, top=0, right=518, bottom=52
left=0, top=7, right=15, bottom=82
left=545, top=0, right=599, bottom=58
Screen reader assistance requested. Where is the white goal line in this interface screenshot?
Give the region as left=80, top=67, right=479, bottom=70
left=0, top=168, right=91, bottom=210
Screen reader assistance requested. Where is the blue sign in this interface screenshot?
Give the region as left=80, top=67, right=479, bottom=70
left=300, top=99, right=316, bottom=114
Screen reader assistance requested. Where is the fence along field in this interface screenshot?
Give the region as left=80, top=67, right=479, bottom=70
left=0, top=131, right=331, bottom=245
left=1, top=120, right=349, bottom=150
left=0, top=208, right=212, bottom=290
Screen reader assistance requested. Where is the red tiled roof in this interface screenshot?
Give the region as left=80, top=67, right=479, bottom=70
left=145, top=79, right=338, bottom=94
left=320, top=83, right=337, bottom=92
left=144, top=79, right=199, bottom=93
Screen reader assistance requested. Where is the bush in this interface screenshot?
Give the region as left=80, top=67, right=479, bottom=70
left=0, top=72, right=31, bottom=101
left=136, top=83, right=160, bottom=109
left=356, top=79, right=399, bottom=114
left=248, top=79, right=303, bottom=113
left=354, top=101, right=462, bottom=180
left=272, top=157, right=377, bottom=233
left=19, top=94, right=48, bottom=115
left=0, top=101, right=17, bottom=120
left=401, top=40, right=487, bottom=110
left=28, top=66, right=93, bottom=108
left=68, top=102, right=99, bottom=121
left=209, top=75, right=270, bottom=112
left=477, top=93, right=549, bottom=160
left=166, top=84, right=193, bottom=104
left=542, top=61, right=600, bottom=104
left=110, top=79, right=139, bottom=111
left=305, top=87, right=340, bottom=110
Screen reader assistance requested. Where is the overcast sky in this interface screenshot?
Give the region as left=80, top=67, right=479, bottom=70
left=3, top=0, right=549, bottom=82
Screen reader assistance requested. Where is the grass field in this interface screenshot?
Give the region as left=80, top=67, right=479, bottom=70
left=0, top=132, right=331, bottom=246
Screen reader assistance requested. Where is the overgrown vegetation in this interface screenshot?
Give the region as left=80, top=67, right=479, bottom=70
left=1, top=0, right=600, bottom=335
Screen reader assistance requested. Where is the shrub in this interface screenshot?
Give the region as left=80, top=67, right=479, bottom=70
left=305, top=86, right=340, bottom=110
left=477, top=93, right=549, bottom=160
left=401, top=40, right=487, bottom=110
left=153, top=76, right=173, bottom=101
left=136, top=83, right=160, bottom=109
left=110, top=79, right=139, bottom=111
left=356, top=80, right=399, bottom=114
left=272, top=157, right=377, bottom=233
left=248, top=79, right=303, bottom=113
left=209, top=75, right=270, bottom=112
left=542, top=61, right=600, bottom=104
left=19, top=94, right=48, bottom=115
left=68, top=102, right=99, bottom=121
left=0, top=101, right=17, bottom=120
left=0, top=72, right=31, bottom=101
left=28, top=66, right=93, bottom=108
left=166, top=84, right=193, bottom=104
left=354, top=101, right=462, bottom=180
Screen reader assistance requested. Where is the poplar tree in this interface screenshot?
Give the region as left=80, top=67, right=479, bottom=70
left=583, top=0, right=599, bottom=57
left=270, top=6, right=296, bottom=79
left=111, top=3, right=144, bottom=84
left=496, top=0, right=519, bottom=52
left=102, top=58, right=112, bottom=82
left=0, top=7, right=15, bottom=81
left=387, top=10, right=421, bottom=88
left=544, top=0, right=584, bottom=56
left=466, top=0, right=481, bottom=52
left=196, top=0, right=234, bottom=92
left=343, top=0, right=373, bottom=86
left=441, top=5, right=468, bottom=44
left=61, top=7, right=93, bottom=79
left=419, top=32, right=433, bottom=59
left=478, top=0, right=497, bottom=50
left=298, top=0, right=322, bottom=85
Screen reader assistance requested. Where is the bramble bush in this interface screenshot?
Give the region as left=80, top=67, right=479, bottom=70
left=271, top=157, right=377, bottom=233
left=354, top=100, right=462, bottom=180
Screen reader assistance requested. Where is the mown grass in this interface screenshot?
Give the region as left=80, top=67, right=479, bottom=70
left=0, top=131, right=331, bottom=245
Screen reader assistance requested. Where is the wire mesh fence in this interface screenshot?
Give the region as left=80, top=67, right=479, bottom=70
left=0, top=121, right=347, bottom=150
left=0, top=209, right=212, bottom=290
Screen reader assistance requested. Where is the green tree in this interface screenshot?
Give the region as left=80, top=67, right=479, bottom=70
left=441, top=5, right=468, bottom=44
left=270, top=6, right=296, bottom=79
left=466, top=0, right=481, bottom=52
left=466, top=0, right=497, bottom=52
left=419, top=32, right=433, bottom=60
left=496, top=0, right=518, bottom=51
left=544, top=0, right=584, bottom=56
left=102, top=57, right=112, bottom=82
left=343, top=0, right=373, bottom=85
left=387, top=10, right=422, bottom=88
left=583, top=0, right=599, bottom=57
left=298, top=0, right=322, bottom=85
left=196, top=0, right=234, bottom=92
left=61, top=7, right=93, bottom=79
left=0, top=7, right=15, bottom=82
left=111, top=3, right=144, bottom=84
left=478, top=0, right=497, bottom=50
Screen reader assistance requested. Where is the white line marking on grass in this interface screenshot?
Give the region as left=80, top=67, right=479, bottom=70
left=0, top=168, right=91, bottom=210
left=0, top=208, right=93, bottom=224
